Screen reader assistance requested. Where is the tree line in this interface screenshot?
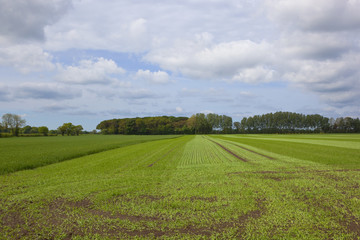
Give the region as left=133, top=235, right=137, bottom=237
left=1, top=113, right=85, bottom=137
left=96, top=116, right=189, bottom=135
left=2, top=112, right=360, bottom=137
left=96, top=113, right=233, bottom=135
left=97, top=112, right=360, bottom=135
left=232, top=112, right=360, bottom=134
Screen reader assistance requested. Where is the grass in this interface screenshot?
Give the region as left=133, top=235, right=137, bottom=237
left=0, top=134, right=360, bottom=239
left=212, top=134, right=360, bottom=168
left=0, top=135, right=178, bottom=175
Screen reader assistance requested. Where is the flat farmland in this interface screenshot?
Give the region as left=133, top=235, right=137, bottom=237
left=0, top=135, right=178, bottom=175
left=0, top=134, right=360, bottom=239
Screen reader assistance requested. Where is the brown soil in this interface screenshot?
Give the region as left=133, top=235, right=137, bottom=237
left=0, top=196, right=267, bottom=239
left=190, top=196, right=217, bottom=202
left=290, top=186, right=360, bottom=239
left=138, top=195, right=165, bottom=201
left=228, top=169, right=360, bottom=176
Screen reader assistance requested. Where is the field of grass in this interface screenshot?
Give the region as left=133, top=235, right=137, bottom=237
left=0, top=134, right=359, bottom=239
left=0, top=135, right=178, bottom=175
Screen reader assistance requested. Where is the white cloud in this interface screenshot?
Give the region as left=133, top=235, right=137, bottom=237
left=118, top=89, right=159, bottom=100
left=145, top=36, right=275, bottom=82
left=129, top=18, right=147, bottom=40
left=0, top=0, right=72, bottom=42
left=44, top=1, right=152, bottom=52
left=283, top=53, right=360, bottom=107
left=278, top=32, right=351, bottom=60
left=0, top=84, right=10, bottom=101
left=264, top=0, right=360, bottom=111
left=176, top=107, right=183, bottom=113
left=267, top=0, right=360, bottom=32
left=0, top=45, right=54, bottom=73
left=40, top=103, right=69, bottom=112
left=232, top=66, right=277, bottom=83
left=90, top=87, right=159, bottom=101
left=135, top=69, right=170, bottom=84
left=1, top=0, right=360, bottom=126
left=43, top=0, right=268, bottom=52
left=239, top=91, right=256, bottom=98
left=16, top=82, right=81, bottom=100
left=179, top=88, right=199, bottom=97
left=57, top=57, right=125, bottom=84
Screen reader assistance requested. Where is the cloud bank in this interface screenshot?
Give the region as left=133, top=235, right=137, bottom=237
left=0, top=0, right=359, bottom=129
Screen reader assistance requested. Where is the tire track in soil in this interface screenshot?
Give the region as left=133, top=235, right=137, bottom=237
left=227, top=142, right=275, bottom=160
left=207, top=138, right=248, bottom=162
left=228, top=169, right=360, bottom=175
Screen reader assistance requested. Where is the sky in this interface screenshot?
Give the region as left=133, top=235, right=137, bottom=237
left=0, top=0, right=360, bottom=130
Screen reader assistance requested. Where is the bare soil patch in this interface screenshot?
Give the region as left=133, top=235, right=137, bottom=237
left=190, top=196, right=217, bottom=202
left=0, top=196, right=269, bottom=239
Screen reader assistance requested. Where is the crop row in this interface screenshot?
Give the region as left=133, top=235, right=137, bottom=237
left=0, top=135, right=178, bottom=175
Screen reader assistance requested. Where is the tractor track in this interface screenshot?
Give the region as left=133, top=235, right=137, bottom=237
left=207, top=138, right=248, bottom=162
left=227, top=142, right=275, bottom=160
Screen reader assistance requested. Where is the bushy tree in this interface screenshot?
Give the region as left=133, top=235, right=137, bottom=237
left=58, top=125, right=67, bottom=136
left=30, top=127, right=39, bottom=134
left=97, top=116, right=189, bottom=135
left=38, top=126, right=49, bottom=136
left=1, top=113, right=26, bottom=136
left=58, top=123, right=83, bottom=136
left=74, top=125, right=83, bottom=136
left=64, top=123, right=75, bottom=136
left=22, top=125, right=32, bottom=134
left=233, top=122, right=241, bottom=133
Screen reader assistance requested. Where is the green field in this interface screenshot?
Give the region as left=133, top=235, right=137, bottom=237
left=0, top=134, right=360, bottom=239
left=0, top=135, right=178, bottom=175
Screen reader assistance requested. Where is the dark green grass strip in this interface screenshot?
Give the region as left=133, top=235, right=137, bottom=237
left=0, top=135, right=180, bottom=175
left=212, top=136, right=360, bottom=168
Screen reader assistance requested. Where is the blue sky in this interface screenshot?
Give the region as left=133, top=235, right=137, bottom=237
left=1, top=0, right=360, bottom=130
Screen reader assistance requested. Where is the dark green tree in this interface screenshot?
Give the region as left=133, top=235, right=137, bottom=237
left=38, top=126, right=49, bottom=136
left=22, top=125, right=32, bottom=134
left=74, top=125, right=83, bottom=136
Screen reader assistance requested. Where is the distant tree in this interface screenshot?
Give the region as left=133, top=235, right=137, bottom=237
left=193, top=113, right=212, bottom=134
left=58, top=123, right=83, bottom=136
left=1, top=113, right=26, bottom=136
left=207, top=113, right=220, bottom=130
left=240, top=117, right=248, bottom=132
left=49, top=130, right=58, bottom=135
left=353, top=118, right=360, bottom=133
left=30, top=127, right=39, bottom=134
left=58, top=125, right=67, bottom=136
left=64, top=123, right=75, bottom=136
left=125, top=119, right=136, bottom=134
left=74, top=125, right=83, bottom=136
left=22, top=125, right=32, bottom=134
left=38, top=126, right=49, bottom=136
left=221, top=115, right=233, bottom=133
left=233, top=122, right=241, bottom=133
